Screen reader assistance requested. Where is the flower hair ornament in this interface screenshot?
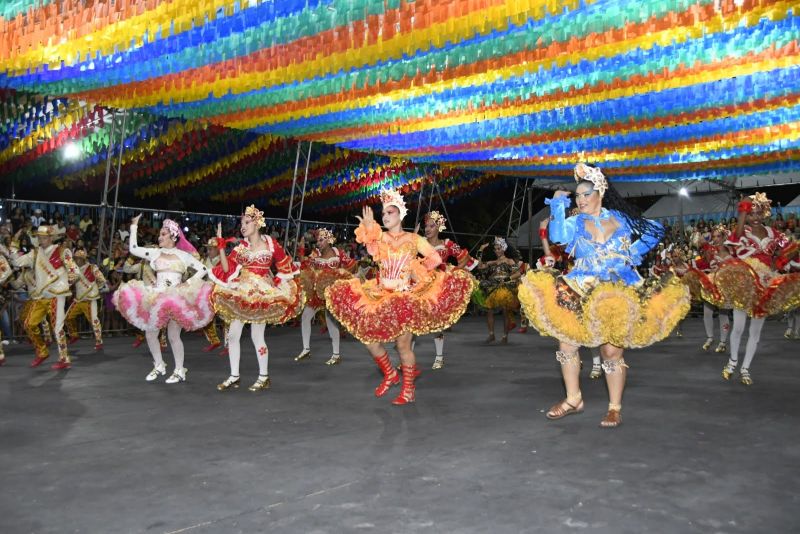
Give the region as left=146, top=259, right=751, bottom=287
left=573, top=162, right=608, bottom=197
left=316, top=228, right=336, bottom=245
left=380, top=188, right=408, bottom=219
left=494, top=236, right=508, bottom=251
left=162, top=219, right=198, bottom=255
left=244, top=205, right=267, bottom=228
left=749, top=192, right=772, bottom=218
left=425, top=211, right=447, bottom=232
left=711, top=223, right=730, bottom=239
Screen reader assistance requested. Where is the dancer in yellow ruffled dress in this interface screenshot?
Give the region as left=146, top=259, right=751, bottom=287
left=475, top=237, right=523, bottom=344
left=325, top=189, right=474, bottom=405
left=518, top=163, right=690, bottom=428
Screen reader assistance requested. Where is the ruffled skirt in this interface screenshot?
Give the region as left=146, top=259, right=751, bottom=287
left=113, top=279, right=214, bottom=332
left=325, top=268, right=474, bottom=344
left=480, top=281, right=520, bottom=311
left=299, top=267, right=353, bottom=310
left=518, top=270, right=690, bottom=349
left=697, top=258, right=800, bottom=317
left=211, top=270, right=305, bottom=325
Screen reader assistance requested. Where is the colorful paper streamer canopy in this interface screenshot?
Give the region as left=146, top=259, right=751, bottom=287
left=1, top=0, right=799, bottom=186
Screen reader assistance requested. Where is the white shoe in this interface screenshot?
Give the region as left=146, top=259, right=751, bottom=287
left=146, top=363, right=167, bottom=382
left=432, top=356, right=444, bottom=370
left=165, top=367, right=187, bottom=384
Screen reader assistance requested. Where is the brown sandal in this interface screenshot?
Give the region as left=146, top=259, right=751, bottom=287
left=599, top=409, right=622, bottom=428
left=546, top=398, right=584, bottom=420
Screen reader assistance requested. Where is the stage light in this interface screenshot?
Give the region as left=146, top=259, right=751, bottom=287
left=62, top=142, right=82, bottom=160
left=679, top=187, right=689, bottom=197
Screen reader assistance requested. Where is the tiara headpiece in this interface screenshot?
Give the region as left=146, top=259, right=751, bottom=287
left=244, top=205, right=266, bottom=228
left=380, top=188, right=408, bottom=219
left=317, top=228, right=335, bottom=245
left=424, top=211, right=447, bottom=232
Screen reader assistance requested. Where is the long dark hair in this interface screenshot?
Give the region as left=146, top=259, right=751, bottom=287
left=577, top=174, right=664, bottom=241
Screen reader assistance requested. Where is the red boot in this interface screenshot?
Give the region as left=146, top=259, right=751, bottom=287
left=373, top=353, right=399, bottom=397
left=391, top=364, right=416, bottom=405
left=67, top=336, right=79, bottom=345
left=131, top=338, right=143, bottom=349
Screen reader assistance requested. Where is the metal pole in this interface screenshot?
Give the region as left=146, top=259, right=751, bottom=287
left=414, top=176, right=427, bottom=225
left=291, top=141, right=313, bottom=257
left=96, top=111, right=117, bottom=264
left=108, top=110, right=127, bottom=259
left=283, top=142, right=303, bottom=249
left=506, top=178, right=520, bottom=237
left=527, top=185, right=534, bottom=265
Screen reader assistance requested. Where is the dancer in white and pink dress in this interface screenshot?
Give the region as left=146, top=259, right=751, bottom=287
left=113, top=215, right=214, bottom=384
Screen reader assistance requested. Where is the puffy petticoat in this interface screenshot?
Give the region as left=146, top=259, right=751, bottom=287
left=113, top=278, right=214, bottom=332
left=697, top=258, right=800, bottom=317
left=518, top=269, right=690, bottom=349
left=211, top=269, right=305, bottom=324
left=299, top=267, right=353, bottom=310
left=325, top=268, right=474, bottom=344
left=482, top=285, right=520, bottom=311
left=679, top=269, right=706, bottom=303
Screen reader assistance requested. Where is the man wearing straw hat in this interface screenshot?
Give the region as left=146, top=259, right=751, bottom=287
left=8, top=225, right=77, bottom=369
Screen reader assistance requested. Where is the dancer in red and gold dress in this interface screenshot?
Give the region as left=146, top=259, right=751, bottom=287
left=419, top=210, right=477, bottom=370
left=213, top=205, right=305, bottom=392
left=325, top=189, right=474, bottom=404
left=295, top=228, right=356, bottom=366
left=697, top=194, right=799, bottom=385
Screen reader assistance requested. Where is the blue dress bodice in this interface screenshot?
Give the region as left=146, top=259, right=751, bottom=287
left=545, top=196, right=662, bottom=293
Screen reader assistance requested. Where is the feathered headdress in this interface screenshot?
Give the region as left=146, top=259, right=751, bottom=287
left=380, top=188, right=408, bottom=219
left=424, top=211, right=447, bottom=232
left=244, top=205, right=266, bottom=228
left=573, top=163, right=608, bottom=197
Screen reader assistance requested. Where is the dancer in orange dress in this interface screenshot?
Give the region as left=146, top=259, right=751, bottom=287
left=325, top=189, right=474, bottom=404
left=295, top=228, right=356, bottom=366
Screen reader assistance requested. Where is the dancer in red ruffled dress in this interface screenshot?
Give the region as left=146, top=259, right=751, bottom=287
left=295, top=228, right=356, bottom=366
left=418, top=210, right=477, bottom=370
left=325, top=189, right=474, bottom=404
left=698, top=194, right=800, bottom=385
left=213, top=205, right=305, bottom=392
left=683, top=233, right=731, bottom=353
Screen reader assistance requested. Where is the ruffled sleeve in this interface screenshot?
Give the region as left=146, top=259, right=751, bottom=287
left=545, top=196, right=576, bottom=245
left=271, top=238, right=298, bottom=281
left=628, top=218, right=664, bottom=265
left=417, top=236, right=443, bottom=271
left=213, top=248, right=240, bottom=283
left=337, top=248, right=357, bottom=271
left=354, top=223, right=382, bottom=257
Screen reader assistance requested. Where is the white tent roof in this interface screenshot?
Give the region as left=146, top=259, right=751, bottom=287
left=528, top=171, right=800, bottom=198
left=786, top=193, right=800, bottom=207
left=643, top=192, right=735, bottom=220
left=509, top=207, right=548, bottom=248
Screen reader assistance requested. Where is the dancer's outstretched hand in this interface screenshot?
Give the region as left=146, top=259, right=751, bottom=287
left=131, top=214, right=142, bottom=225
left=356, top=205, right=375, bottom=229
left=552, top=189, right=571, bottom=199
left=216, top=222, right=222, bottom=238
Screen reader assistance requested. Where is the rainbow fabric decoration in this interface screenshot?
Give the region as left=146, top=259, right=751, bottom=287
left=1, top=0, right=798, bottom=195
